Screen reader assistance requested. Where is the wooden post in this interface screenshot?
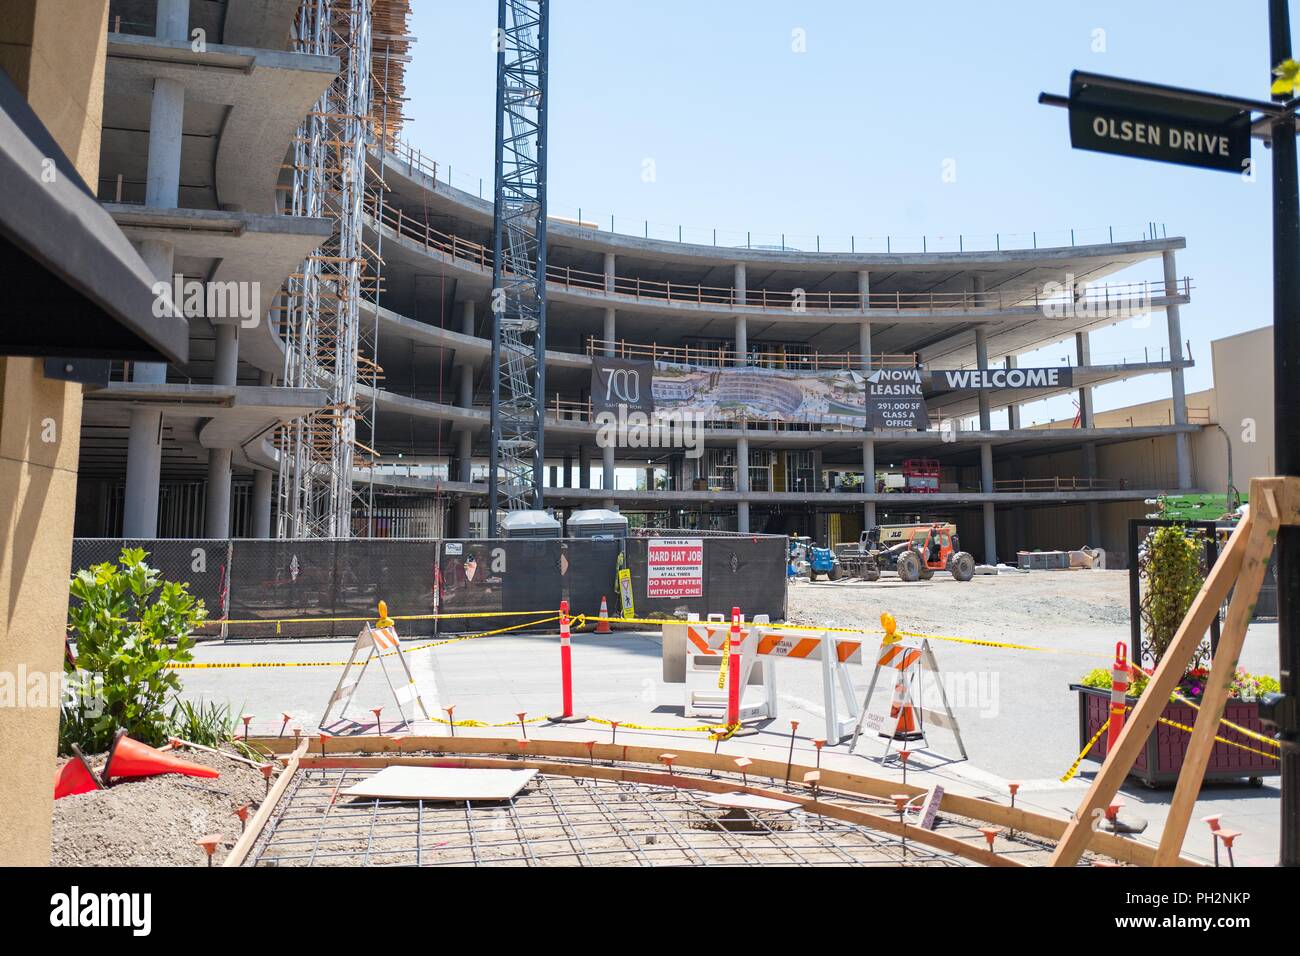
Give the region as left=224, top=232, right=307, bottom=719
left=1048, top=508, right=1255, bottom=866
left=1153, top=479, right=1291, bottom=864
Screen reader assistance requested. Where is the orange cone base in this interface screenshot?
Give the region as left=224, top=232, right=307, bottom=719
left=106, top=735, right=220, bottom=781
left=54, top=752, right=103, bottom=799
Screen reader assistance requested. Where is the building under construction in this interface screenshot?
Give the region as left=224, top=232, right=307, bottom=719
left=76, top=0, right=1232, bottom=564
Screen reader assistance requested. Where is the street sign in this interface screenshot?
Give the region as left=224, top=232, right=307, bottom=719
left=1066, top=71, right=1252, bottom=173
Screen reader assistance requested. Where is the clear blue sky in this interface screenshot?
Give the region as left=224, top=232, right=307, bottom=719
left=402, top=0, right=1278, bottom=425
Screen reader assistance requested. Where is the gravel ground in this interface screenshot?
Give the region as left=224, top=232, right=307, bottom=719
left=51, top=746, right=275, bottom=867
left=786, top=567, right=1132, bottom=637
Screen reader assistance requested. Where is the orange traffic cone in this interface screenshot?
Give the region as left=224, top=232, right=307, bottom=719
left=54, top=748, right=103, bottom=799
left=596, top=596, right=612, bottom=634
left=105, top=732, right=220, bottom=782
left=884, top=675, right=924, bottom=741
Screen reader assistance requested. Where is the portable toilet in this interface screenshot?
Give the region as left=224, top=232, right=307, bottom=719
left=566, top=508, right=629, bottom=540
left=499, top=509, right=562, bottom=538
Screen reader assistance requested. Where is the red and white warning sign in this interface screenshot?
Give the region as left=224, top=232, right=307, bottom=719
left=646, top=537, right=704, bottom=598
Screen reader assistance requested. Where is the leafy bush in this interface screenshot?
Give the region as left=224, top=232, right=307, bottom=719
left=1138, top=525, right=1208, bottom=670
left=63, top=547, right=206, bottom=751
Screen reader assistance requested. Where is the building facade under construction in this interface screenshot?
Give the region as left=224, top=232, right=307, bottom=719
left=75, top=0, right=1229, bottom=564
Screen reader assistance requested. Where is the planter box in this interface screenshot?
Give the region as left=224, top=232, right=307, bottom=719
left=1071, top=684, right=1278, bottom=788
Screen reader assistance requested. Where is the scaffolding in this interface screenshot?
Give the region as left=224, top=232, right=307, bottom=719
left=278, top=0, right=376, bottom=538
left=488, top=0, right=550, bottom=533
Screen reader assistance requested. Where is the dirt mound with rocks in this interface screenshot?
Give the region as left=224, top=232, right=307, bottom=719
left=52, top=746, right=275, bottom=867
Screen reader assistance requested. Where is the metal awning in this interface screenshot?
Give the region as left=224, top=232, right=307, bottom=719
left=0, top=67, right=187, bottom=362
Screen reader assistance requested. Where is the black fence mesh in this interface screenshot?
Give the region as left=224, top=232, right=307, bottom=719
left=70, top=539, right=231, bottom=631
left=69, top=535, right=787, bottom=641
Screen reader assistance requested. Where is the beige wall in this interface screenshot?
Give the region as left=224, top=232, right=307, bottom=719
left=0, top=0, right=109, bottom=867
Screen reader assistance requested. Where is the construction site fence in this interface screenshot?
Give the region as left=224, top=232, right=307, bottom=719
left=70, top=535, right=789, bottom=641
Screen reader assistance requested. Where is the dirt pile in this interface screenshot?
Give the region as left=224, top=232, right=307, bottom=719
left=51, top=747, right=274, bottom=867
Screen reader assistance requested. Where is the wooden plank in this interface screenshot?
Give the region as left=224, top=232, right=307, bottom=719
left=222, top=739, right=307, bottom=868
left=340, top=766, right=536, bottom=801
left=1048, top=507, right=1253, bottom=866
left=1154, top=479, right=1287, bottom=864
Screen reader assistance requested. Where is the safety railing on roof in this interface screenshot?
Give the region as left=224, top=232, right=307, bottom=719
left=368, top=197, right=1191, bottom=315
left=583, top=338, right=917, bottom=369
left=372, top=135, right=1173, bottom=255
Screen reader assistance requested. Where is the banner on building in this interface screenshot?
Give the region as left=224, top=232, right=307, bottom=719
left=646, top=537, right=704, bottom=598
left=591, top=357, right=867, bottom=425
left=929, top=367, right=1073, bottom=390
left=865, top=368, right=929, bottom=430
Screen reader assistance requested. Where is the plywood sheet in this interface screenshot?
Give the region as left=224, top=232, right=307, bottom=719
left=701, top=792, right=799, bottom=812
left=340, top=766, right=538, bottom=801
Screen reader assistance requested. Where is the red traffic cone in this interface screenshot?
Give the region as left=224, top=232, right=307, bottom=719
left=596, top=595, right=612, bottom=634
left=54, top=749, right=103, bottom=799
left=105, top=733, right=219, bottom=782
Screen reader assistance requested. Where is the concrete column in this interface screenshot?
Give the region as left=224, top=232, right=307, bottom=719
left=455, top=497, right=472, bottom=538
left=123, top=239, right=173, bottom=536
left=252, top=468, right=273, bottom=538
left=146, top=77, right=184, bottom=209
left=457, top=429, right=472, bottom=482
left=1082, top=441, right=1102, bottom=545
left=213, top=325, right=238, bottom=387
left=734, top=263, right=747, bottom=304
left=736, top=435, right=750, bottom=532
left=461, top=299, right=476, bottom=337
left=123, top=408, right=162, bottom=537
left=644, top=466, right=654, bottom=491
left=604, top=252, right=616, bottom=293
left=579, top=444, right=591, bottom=489
left=156, top=0, right=190, bottom=41
left=862, top=439, right=877, bottom=528
left=602, top=444, right=615, bottom=508
left=734, top=316, right=747, bottom=364
left=1162, top=249, right=1192, bottom=489
left=1075, top=331, right=1094, bottom=428
left=603, top=308, right=616, bottom=353
left=206, top=322, right=238, bottom=540
left=981, top=442, right=996, bottom=564
left=858, top=269, right=871, bottom=312
left=974, top=322, right=991, bottom=431
left=1004, top=353, right=1021, bottom=429
left=562, top=454, right=572, bottom=488
left=205, top=448, right=231, bottom=538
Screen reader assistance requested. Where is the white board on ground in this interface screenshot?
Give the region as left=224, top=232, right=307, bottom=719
left=340, top=767, right=538, bottom=802
left=701, top=792, right=800, bottom=812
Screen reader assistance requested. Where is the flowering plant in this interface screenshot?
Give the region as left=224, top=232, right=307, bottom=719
left=1080, top=665, right=1278, bottom=703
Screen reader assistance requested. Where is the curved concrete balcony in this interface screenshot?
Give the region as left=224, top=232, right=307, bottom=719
left=102, top=32, right=337, bottom=214
left=367, top=198, right=1190, bottom=327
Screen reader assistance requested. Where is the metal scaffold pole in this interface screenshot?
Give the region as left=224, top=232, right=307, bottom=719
left=488, top=0, right=550, bottom=536
left=278, top=0, right=376, bottom=539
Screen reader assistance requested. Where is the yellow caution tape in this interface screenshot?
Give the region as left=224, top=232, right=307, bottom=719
left=717, top=632, right=729, bottom=689
left=1130, top=663, right=1281, bottom=750
left=1061, top=722, right=1111, bottom=782
left=169, top=615, right=559, bottom=670
left=587, top=716, right=723, bottom=734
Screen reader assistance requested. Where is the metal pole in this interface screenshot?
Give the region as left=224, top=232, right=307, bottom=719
left=1267, top=0, right=1300, bottom=867
left=487, top=0, right=507, bottom=537
left=533, top=0, right=550, bottom=509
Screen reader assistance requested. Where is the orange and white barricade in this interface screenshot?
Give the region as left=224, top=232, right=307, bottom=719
left=675, top=613, right=777, bottom=723
left=848, top=631, right=966, bottom=764
left=319, top=602, right=432, bottom=730
left=751, top=627, right=864, bottom=742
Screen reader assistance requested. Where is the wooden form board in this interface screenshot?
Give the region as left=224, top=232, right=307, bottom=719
left=340, top=766, right=537, bottom=801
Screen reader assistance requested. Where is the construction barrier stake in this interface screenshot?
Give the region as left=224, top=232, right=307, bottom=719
left=726, top=606, right=742, bottom=730
left=1106, top=642, right=1130, bottom=755
left=553, top=601, right=582, bottom=723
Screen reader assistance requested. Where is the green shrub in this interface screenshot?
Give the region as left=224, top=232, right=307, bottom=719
left=1138, top=525, right=1208, bottom=670
left=63, top=547, right=206, bottom=752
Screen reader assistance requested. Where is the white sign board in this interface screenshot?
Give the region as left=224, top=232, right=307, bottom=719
left=647, top=537, right=703, bottom=599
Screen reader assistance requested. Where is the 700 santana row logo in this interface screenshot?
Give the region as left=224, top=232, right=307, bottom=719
left=152, top=275, right=261, bottom=328
left=1039, top=273, right=1152, bottom=321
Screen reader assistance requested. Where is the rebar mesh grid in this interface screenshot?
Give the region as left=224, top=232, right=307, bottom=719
left=248, top=763, right=1032, bottom=867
